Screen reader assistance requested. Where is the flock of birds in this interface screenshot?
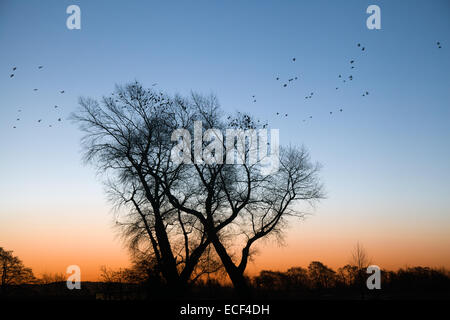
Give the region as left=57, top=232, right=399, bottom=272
left=8, top=65, right=65, bottom=129
left=7, top=41, right=443, bottom=131
left=250, top=40, right=443, bottom=127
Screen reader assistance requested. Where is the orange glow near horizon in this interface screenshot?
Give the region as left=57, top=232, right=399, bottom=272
left=2, top=207, right=449, bottom=282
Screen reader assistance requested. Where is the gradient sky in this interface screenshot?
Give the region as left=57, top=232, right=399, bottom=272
left=1, top=0, right=449, bottom=281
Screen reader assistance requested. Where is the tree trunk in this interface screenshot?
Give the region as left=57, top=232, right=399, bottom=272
left=208, top=233, right=251, bottom=298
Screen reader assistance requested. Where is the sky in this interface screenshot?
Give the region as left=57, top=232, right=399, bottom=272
left=0, top=0, right=449, bottom=281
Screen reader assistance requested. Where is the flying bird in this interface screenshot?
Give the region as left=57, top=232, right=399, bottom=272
left=38, top=66, right=43, bottom=69
left=362, top=47, right=365, bottom=51
left=60, top=90, right=65, bottom=94
left=12, top=67, right=17, bottom=71
left=33, top=88, right=38, bottom=91
left=283, top=84, right=287, bottom=87
left=58, top=118, right=62, bottom=122
left=292, top=58, right=296, bottom=62
left=357, top=43, right=361, bottom=47
left=339, top=109, right=343, bottom=112
left=276, top=77, right=279, bottom=80
left=350, top=60, right=354, bottom=64
left=10, top=74, right=14, bottom=78
left=38, top=119, right=42, bottom=122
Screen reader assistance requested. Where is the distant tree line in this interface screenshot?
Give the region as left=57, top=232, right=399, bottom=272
left=1, top=246, right=449, bottom=300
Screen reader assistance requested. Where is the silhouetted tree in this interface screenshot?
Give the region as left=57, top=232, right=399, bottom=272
left=337, top=264, right=358, bottom=288
left=72, top=83, right=221, bottom=295
left=286, top=267, right=309, bottom=290
left=350, top=242, right=370, bottom=299
left=308, top=261, right=336, bottom=290
left=40, top=272, right=65, bottom=284
left=72, top=81, right=324, bottom=297
left=0, top=247, right=36, bottom=294
left=155, top=94, right=324, bottom=296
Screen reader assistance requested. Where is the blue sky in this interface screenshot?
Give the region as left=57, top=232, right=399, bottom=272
left=0, top=0, right=449, bottom=275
